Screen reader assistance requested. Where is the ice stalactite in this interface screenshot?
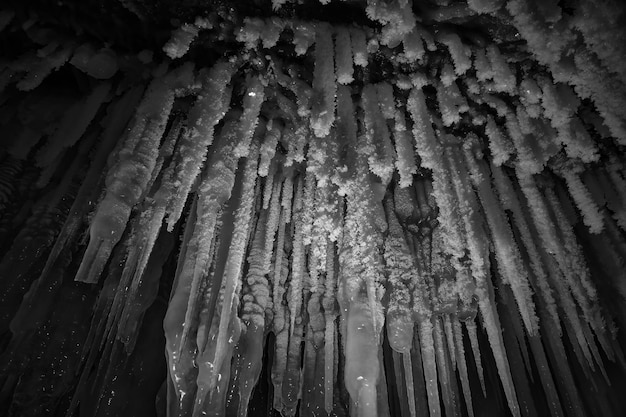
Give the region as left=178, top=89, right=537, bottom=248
left=75, top=63, right=194, bottom=285
left=163, top=19, right=208, bottom=60
left=233, top=212, right=270, bottom=417
left=2, top=2, right=626, bottom=417
left=462, top=137, right=538, bottom=335
left=362, top=84, right=396, bottom=184
left=310, top=22, right=336, bottom=138
left=197, top=132, right=262, bottom=408
left=344, top=301, right=380, bottom=417
left=335, top=26, right=354, bottom=85
left=165, top=60, right=237, bottom=230
left=383, top=199, right=418, bottom=416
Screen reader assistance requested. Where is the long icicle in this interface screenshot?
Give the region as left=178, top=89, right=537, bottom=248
left=208, top=132, right=262, bottom=394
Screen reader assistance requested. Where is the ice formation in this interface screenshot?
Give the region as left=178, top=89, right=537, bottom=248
left=1, top=1, right=626, bottom=417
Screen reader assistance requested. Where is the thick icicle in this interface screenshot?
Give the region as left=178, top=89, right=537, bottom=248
left=335, top=26, right=354, bottom=85
left=361, top=83, right=396, bottom=185
left=288, top=176, right=305, bottom=335
left=233, top=75, right=267, bottom=158
left=206, top=134, right=261, bottom=394
left=462, top=138, right=539, bottom=335
left=165, top=60, right=237, bottom=230
left=165, top=111, right=246, bottom=384
left=75, top=63, right=194, bottom=284
left=344, top=301, right=380, bottom=417
left=236, top=214, right=270, bottom=417
left=393, top=106, right=417, bottom=187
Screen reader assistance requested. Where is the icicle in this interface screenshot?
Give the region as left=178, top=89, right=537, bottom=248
left=543, top=187, right=608, bottom=347
left=361, top=83, right=395, bottom=184
left=262, top=161, right=278, bottom=210
left=515, top=172, right=598, bottom=369
left=441, top=138, right=486, bottom=308
left=344, top=301, right=380, bottom=417
left=281, top=174, right=295, bottom=225
left=271, top=208, right=290, bottom=412
left=393, top=106, right=417, bottom=187
left=163, top=23, right=200, bottom=59
left=339, top=139, right=387, bottom=337
left=236, top=17, right=264, bottom=49
left=258, top=120, right=282, bottom=177
left=410, top=318, right=430, bottom=417
left=263, top=180, right=282, bottom=276
left=407, top=88, right=437, bottom=170
left=462, top=140, right=539, bottom=336
left=350, top=27, right=368, bottom=67
left=383, top=199, right=416, bottom=358
left=207, top=134, right=261, bottom=394
left=333, top=84, right=358, bottom=194
left=498, top=286, right=538, bottom=417
left=233, top=75, right=266, bottom=158
left=436, top=81, right=468, bottom=127
left=376, top=82, right=396, bottom=120
left=486, top=45, right=515, bottom=93
left=310, top=22, right=336, bottom=137
left=143, top=116, right=183, bottom=195
left=323, top=241, right=338, bottom=414
left=324, top=316, right=336, bottom=414
left=408, top=91, right=466, bottom=263
left=260, top=17, right=285, bottom=49
left=443, top=315, right=457, bottom=370
left=165, top=60, right=236, bottom=230
left=491, top=165, right=561, bottom=333
left=288, top=177, right=305, bottom=334
left=301, top=313, right=326, bottom=416
left=440, top=61, right=457, bottom=87
left=335, top=26, right=354, bottom=85
left=467, top=256, right=521, bottom=416
left=539, top=78, right=579, bottom=130
left=433, top=316, right=458, bottom=417
left=555, top=161, right=604, bottom=234
left=505, top=110, right=544, bottom=175
left=419, top=319, right=442, bottom=417
left=164, top=112, right=245, bottom=381
left=403, top=28, right=425, bottom=62
left=454, top=319, right=475, bottom=417
left=525, top=170, right=599, bottom=305
left=437, top=31, right=472, bottom=76
left=473, top=47, right=493, bottom=82
left=464, top=320, right=486, bottom=397
left=75, top=63, right=194, bottom=284
left=236, top=215, right=271, bottom=417
left=561, top=117, right=599, bottom=163
left=282, top=314, right=303, bottom=417
left=292, top=21, right=316, bottom=55
left=484, top=115, right=514, bottom=166
left=366, top=0, right=415, bottom=47
left=401, top=352, right=417, bottom=417
left=195, top=297, right=242, bottom=417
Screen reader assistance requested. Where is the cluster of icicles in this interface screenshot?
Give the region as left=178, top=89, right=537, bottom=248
left=1, top=0, right=626, bottom=417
